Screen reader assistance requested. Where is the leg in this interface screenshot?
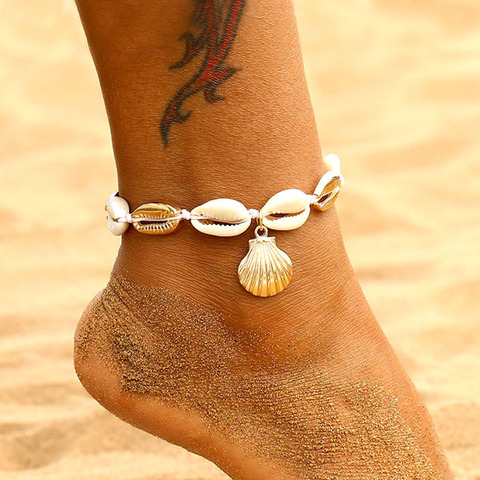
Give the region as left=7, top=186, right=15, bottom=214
left=73, top=1, right=453, bottom=478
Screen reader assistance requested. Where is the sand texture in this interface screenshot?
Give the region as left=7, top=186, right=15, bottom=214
left=0, top=0, right=479, bottom=478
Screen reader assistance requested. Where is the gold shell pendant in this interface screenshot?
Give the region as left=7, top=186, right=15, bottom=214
left=238, top=226, right=293, bottom=297
left=131, top=203, right=180, bottom=235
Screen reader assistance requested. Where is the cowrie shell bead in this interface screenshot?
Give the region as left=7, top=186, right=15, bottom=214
left=131, top=203, right=181, bottom=235
left=312, top=172, right=343, bottom=212
left=314, top=171, right=336, bottom=197
left=260, top=189, right=311, bottom=231
left=191, top=198, right=251, bottom=237
left=323, top=153, right=341, bottom=175
left=106, top=194, right=130, bottom=236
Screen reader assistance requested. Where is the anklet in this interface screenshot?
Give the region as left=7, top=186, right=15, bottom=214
left=106, top=154, right=344, bottom=297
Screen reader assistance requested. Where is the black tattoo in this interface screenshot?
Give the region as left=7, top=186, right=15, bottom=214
left=161, top=0, right=246, bottom=146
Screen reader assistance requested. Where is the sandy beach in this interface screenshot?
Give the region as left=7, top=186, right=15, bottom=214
left=0, top=0, right=479, bottom=478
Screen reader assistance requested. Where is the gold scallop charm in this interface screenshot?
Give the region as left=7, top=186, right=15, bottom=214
left=238, top=226, right=293, bottom=297
left=131, top=203, right=180, bottom=235
left=312, top=174, right=343, bottom=212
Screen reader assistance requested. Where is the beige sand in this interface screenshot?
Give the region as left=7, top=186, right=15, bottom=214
left=0, top=0, right=479, bottom=478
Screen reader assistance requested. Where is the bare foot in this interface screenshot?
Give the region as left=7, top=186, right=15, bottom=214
left=73, top=0, right=454, bottom=477
left=74, top=208, right=453, bottom=480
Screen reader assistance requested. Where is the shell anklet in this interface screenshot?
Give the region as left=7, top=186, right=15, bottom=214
left=106, top=154, right=344, bottom=298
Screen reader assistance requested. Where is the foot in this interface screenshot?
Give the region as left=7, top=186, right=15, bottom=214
left=74, top=207, right=453, bottom=480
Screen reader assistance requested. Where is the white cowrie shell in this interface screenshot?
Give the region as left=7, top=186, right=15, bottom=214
left=106, top=192, right=130, bottom=236
left=314, top=171, right=337, bottom=197
left=191, top=198, right=251, bottom=237
left=323, top=153, right=342, bottom=176
left=260, top=188, right=311, bottom=231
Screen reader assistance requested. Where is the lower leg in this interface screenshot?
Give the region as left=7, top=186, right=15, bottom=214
left=74, top=1, right=453, bottom=478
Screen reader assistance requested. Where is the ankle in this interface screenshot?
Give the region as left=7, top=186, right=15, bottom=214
left=117, top=143, right=325, bottom=211
left=112, top=205, right=373, bottom=351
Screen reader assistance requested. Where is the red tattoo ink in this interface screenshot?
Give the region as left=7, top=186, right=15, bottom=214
left=161, top=0, right=246, bottom=146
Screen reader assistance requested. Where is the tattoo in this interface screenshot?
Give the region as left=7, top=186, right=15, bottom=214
left=161, top=0, right=246, bottom=146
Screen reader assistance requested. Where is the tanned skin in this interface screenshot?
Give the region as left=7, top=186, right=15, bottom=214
left=161, top=0, right=247, bottom=146
left=73, top=1, right=453, bottom=478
